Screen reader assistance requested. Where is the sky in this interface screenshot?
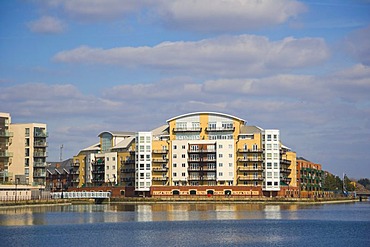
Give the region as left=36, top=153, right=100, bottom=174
left=1, top=0, right=369, bottom=179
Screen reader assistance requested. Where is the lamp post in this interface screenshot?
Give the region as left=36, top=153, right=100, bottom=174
left=15, top=178, right=19, bottom=203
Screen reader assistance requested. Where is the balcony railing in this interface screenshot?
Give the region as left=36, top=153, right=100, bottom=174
left=34, top=152, right=47, bottom=157
left=0, top=151, right=13, bottom=157
left=0, top=130, right=14, bottom=137
left=152, top=150, right=168, bottom=154
left=238, top=167, right=263, bottom=172
left=238, top=175, right=263, bottom=181
left=34, top=132, right=48, bottom=138
left=153, top=158, right=168, bottom=163
left=205, top=127, right=234, bottom=132
left=237, top=149, right=263, bottom=153
left=33, top=172, right=46, bottom=177
left=173, top=127, right=201, bottom=132
left=237, top=157, right=263, bottom=162
left=188, top=149, right=216, bottom=153
left=153, top=177, right=168, bottom=181
left=34, top=161, right=47, bottom=167
left=34, top=141, right=48, bottom=147
left=121, top=159, right=135, bottom=164
left=72, top=162, right=80, bottom=167
left=152, top=167, right=168, bottom=172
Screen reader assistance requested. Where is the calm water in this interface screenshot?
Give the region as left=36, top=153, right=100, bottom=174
left=0, top=201, right=369, bottom=247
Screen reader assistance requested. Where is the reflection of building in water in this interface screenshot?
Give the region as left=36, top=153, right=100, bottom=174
left=263, top=205, right=282, bottom=219
left=137, top=204, right=153, bottom=222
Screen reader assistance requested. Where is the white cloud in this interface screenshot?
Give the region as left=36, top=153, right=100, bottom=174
left=27, top=16, right=66, bottom=34
left=53, top=35, right=329, bottom=77
left=154, top=0, right=307, bottom=32
left=33, top=0, right=306, bottom=31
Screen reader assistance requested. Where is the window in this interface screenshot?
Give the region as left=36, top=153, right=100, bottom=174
left=229, top=172, right=233, bottom=176
left=229, top=163, right=232, bottom=167
left=219, top=163, right=223, bottom=167
left=218, top=172, right=223, bottom=176
left=267, top=134, right=271, bottom=141
left=182, top=163, right=186, bottom=167
left=106, top=157, right=109, bottom=161
left=173, top=145, right=177, bottom=149
left=112, top=165, right=115, bottom=170
left=267, top=182, right=272, bottom=186
left=267, top=172, right=272, bottom=178
left=267, top=162, right=272, bottom=169
left=219, top=144, right=223, bottom=149
left=146, top=164, right=150, bottom=170
left=182, top=154, right=186, bottom=158
left=182, top=145, right=186, bottom=149
left=267, top=144, right=272, bottom=150
left=274, top=172, right=279, bottom=178
left=182, top=172, right=186, bottom=176
left=274, top=162, right=278, bottom=169
left=274, top=182, right=278, bottom=186
left=107, top=166, right=109, bottom=170
left=229, top=154, right=232, bottom=158
left=274, top=135, right=278, bottom=141
left=173, top=154, right=177, bottom=158
left=173, top=163, right=177, bottom=168
left=173, top=172, right=177, bottom=177
left=219, top=154, right=223, bottom=158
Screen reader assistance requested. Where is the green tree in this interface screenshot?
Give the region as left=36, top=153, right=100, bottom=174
left=344, top=175, right=355, bottom=191
left=323, top=173, right=343, bottom=191
left=358, top=178, right=370, bottom=190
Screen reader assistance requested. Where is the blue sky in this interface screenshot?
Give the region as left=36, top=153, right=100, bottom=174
left=1, top=0, right=369, bottom=179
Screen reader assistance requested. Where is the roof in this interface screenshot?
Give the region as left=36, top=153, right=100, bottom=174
left=98, top=131, right=135, bottom=137
left=167, top=112, right=246, bottom=124
left=81, top=142, right=100, bottom=152
left=151, top=124, right=169, bottom=136
left=111, top=136, right=135, bottom=150
left=239, top=125, right=263, bottom=134
left=47, top=158, right=72, bottom=175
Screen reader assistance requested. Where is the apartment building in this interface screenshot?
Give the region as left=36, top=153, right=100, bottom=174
left=72, top=112, right=297, bottom=197
left=297, top=157, right=324, bottom=193
left=0, top=112, right=48, bottom=186
left=0, top=113, right=12, bottom=183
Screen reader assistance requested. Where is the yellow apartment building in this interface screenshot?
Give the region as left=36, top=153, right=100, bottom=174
left=72, top=112, right=297, bottom=197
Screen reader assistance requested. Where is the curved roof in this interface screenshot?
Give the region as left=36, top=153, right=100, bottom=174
left=167, top=112, right=246, bottom=124
left=98, top=131, right=135, bottom=137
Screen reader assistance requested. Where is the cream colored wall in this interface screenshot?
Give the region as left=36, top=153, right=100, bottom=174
left=8, top=124, right=27, bottom=183
left=287, top=151, right=297, bottom=187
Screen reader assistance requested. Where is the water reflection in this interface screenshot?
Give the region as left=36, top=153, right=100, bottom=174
left=0, top=202, right=365, bottom=226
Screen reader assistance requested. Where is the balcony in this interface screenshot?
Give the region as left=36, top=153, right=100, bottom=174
left=72, top=162, right=80, bottom=167
left=153, top=167, right=168, bottom=172
left=0, top=130, right=13, bottom=137
left=34, top=172, right=46, bottom=177
left=34, top=152, right=47, bottom=157
left=238, top=167, right=263, bottom=172
left=34, top=132, right=48, bottom=138
left=188, top=149, right=216, bottom=153
left=70, top=170, right=79, bottom=175
left=121, top=168, right=135, bottom=173
left=92, top=170, right=105, bottom=174
left=34, top=141, right=48, bottom=147
left=281, top=159, right=291, bottom=165
left=188, top=176, right=216, bottom=181
left=34, top=161, right=47, bottom=167
left=0, top=151, right=13, bottom=158
left=205, top=126, right=234, bottom=132
left=121, top=159, right=135, bottom=164
left=238, top=175, right=263, bottom=181
left=152, top=149, right=168, bottom=154
left=153, top=158, right=168, bottom=163
left=237, top=149, right=263, bottom=153
left=237, top=157, right=263, bottom=162
left=173, top=127, right=201, bottom=133
left=153, top=177, right=168, bottom=181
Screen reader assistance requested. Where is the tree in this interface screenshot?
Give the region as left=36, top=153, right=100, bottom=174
left=323, top=172, right=343, bottom=191
left=358, top=178, right=370, bottom=190
left=344, top=175, right=355, bottom=191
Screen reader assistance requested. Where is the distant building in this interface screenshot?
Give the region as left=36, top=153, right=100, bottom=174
left=46, top=159, right=72, bottom=192
left=71, top=112, right=298, bottom=197
left=0, top=112, right=48, bottom=187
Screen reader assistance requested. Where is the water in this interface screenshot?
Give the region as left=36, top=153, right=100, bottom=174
left=0, top=201, right=369, bottom=246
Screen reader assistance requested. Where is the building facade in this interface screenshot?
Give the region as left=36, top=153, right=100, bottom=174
left=71, top=112, right=298, bottom=197
left=297, top=157, right=324, bottom=196
left=0, top=112, right=48, bottom=186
